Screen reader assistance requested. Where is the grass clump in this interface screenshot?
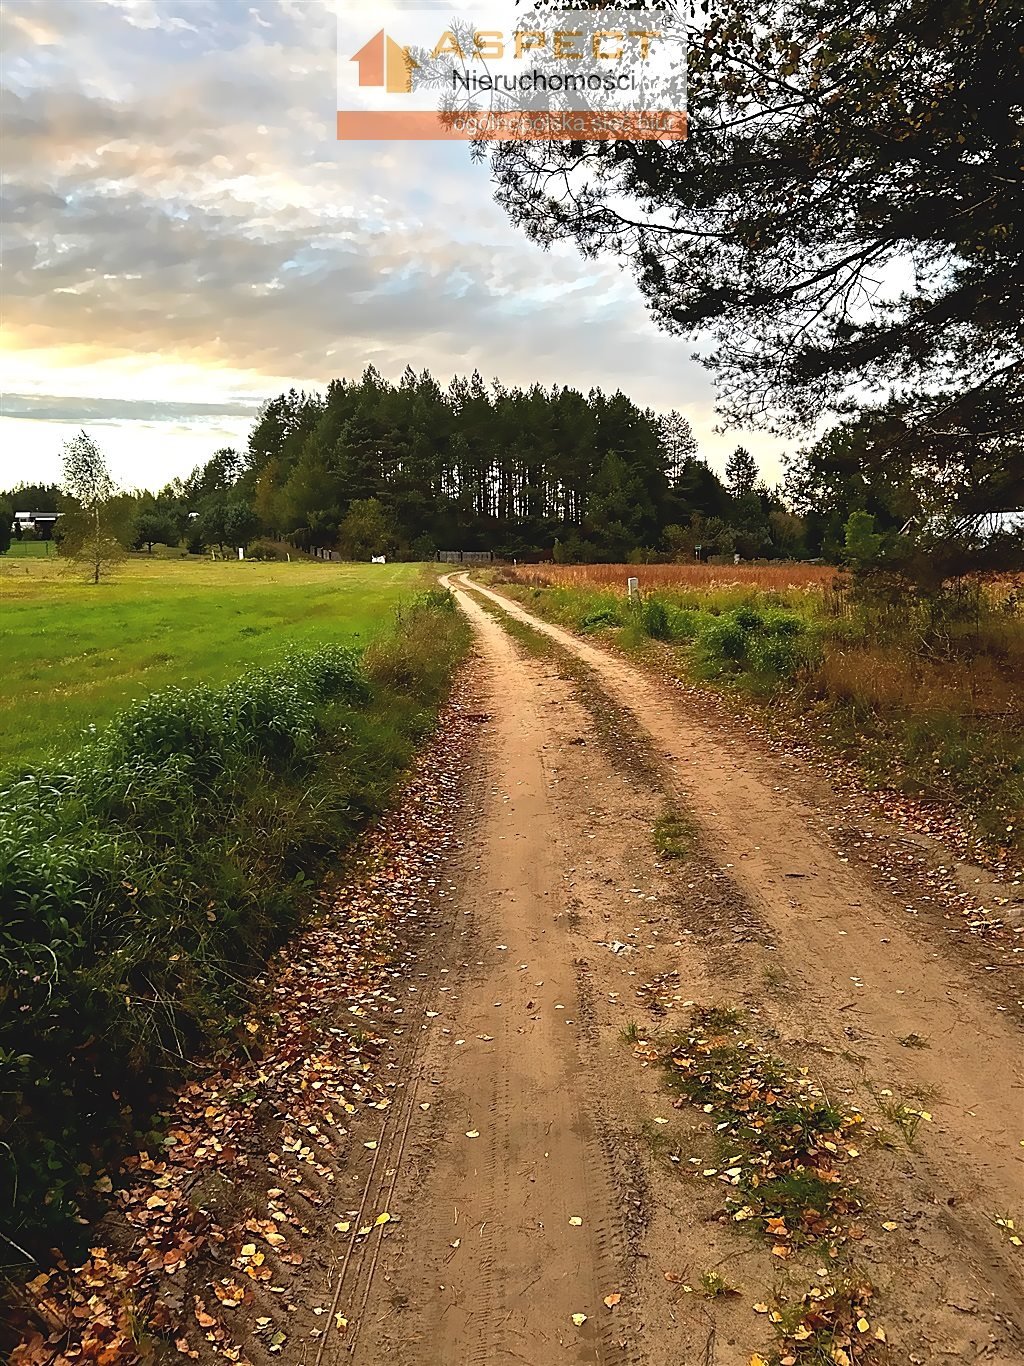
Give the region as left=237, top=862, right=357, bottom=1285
left=665, top=1007, right=866, bottom=1251
left=0, top=590, right=470, bottom=1259
left=874, top=1095, right=931, bottom=1146
left=699, top=1268, right=738, bottom=1298
left=652, top=809, right=694, bottom=860
left=760, top=1276, right=887, bottom=1365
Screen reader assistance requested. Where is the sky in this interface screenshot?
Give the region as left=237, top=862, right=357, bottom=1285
left=1, top=0, right=790, bottom=495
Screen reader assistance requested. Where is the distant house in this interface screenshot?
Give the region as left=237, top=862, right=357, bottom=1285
left=900, top=510, right=1024, bottom=541
left=13, top=511, right=61, bottom=540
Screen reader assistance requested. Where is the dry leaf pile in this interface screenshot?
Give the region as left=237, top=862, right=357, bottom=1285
left=751, top=1277, right=888, bottom=1366
left=664, top=1007, right=891, bottom=1364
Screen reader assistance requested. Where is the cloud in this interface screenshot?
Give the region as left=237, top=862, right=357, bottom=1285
left=2, top=393, right=262, bottom=422
left=1, top=0, right=790, bottom=487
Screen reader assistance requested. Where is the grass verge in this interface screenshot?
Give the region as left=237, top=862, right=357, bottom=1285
left=0, top=587, right=470, bottom=1262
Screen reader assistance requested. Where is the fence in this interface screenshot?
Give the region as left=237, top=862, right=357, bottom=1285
left=437, top=550, right=495, bottom=565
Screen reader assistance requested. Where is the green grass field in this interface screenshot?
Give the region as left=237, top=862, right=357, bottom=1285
left=5, top=539, right=55, bottom=557
left=0, top=555, right=426, bottom=768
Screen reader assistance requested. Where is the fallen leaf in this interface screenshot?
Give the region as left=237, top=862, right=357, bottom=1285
left=571, top=1313, right=587, bottom=1327
left=569, top=1216, right=583, bottom=1227
left=603, top=1293, right=621, bottom=1309
left=465, top=1130, right=480, bottom=1139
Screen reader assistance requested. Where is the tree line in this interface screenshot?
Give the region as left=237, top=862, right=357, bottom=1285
left=1, top=368, right=811, bottom=564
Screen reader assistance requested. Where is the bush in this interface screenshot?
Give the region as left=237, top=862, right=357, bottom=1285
left=640, top=596, right=672, bottom=640
left=246, top=538, right=283, bottom=561
left=668, top=607, right=703, bottom=640
left=696, top=613, right=749, bottom=670
left=0, top=602, right=469, bottom=1258
left=580, top=606, right=622, bottom=630
left=696, top=608, right=812, bottom=679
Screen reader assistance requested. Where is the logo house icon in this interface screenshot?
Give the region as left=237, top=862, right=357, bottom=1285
left=350, top=30, right=417, bottom=94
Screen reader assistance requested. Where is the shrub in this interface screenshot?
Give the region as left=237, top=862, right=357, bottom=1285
left=696, top=613, right=749, bottom=671
left=246, top=538, right=283, bottom=561
left=668, top=607, right=703, bottom=640
left=747, top=632, right=805, bottom=678
left=580, top=606, right=622, bottom=630
left=640, top=596, right=672, bottom=640
left=696, top=608, right=811, bottom=679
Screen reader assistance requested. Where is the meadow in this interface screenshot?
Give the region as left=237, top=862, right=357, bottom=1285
left=0, top=555, right=423, bottom=768
left=488, top=562, right=1024, bottom=856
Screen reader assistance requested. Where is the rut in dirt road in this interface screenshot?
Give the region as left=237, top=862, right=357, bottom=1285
left=351, top=580, right=639, bottom=1366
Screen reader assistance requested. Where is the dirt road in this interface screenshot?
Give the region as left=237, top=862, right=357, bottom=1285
left=334, top=575, right=1022, bottom=1364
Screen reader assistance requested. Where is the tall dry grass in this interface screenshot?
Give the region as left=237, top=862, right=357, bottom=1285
left=501, top=562, right=838, bottom=593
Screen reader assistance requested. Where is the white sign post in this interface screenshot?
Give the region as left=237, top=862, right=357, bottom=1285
left=627, top=576, right=640, bottom=600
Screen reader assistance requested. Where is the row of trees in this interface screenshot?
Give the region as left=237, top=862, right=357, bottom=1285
left=2, top=371, right=816, bottom=566
left=231, top=367, right=810, bottom=561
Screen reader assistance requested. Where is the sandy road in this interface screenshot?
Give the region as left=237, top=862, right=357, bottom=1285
left=351, top=582, right=641, bottom=1366
left=337, top=573, right=1023, bottom=1365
